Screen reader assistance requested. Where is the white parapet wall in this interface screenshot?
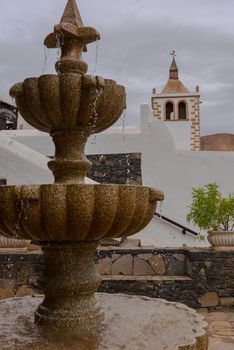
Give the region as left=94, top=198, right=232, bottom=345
left=0, top=132, right=53, bottom=185
left=1, top=105, right=234, bottom=247
left=0, top=131, right=95, bottom=185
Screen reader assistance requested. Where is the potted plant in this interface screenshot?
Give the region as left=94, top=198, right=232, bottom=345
left=187, top=183, right=234, bottom=247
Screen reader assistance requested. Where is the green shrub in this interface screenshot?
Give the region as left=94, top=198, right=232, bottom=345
left=187, top=183, right=234, bottom=231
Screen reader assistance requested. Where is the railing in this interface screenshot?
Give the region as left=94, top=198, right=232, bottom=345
left=155, top=212, right=198, bottom=237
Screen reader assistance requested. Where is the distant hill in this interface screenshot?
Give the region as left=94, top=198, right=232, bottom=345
left=201, top=133, right=234, bottom=151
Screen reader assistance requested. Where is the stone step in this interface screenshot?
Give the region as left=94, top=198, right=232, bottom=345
left=102, top=275, right=191, bottom=281
left=99, top=275, right=197, bottom=308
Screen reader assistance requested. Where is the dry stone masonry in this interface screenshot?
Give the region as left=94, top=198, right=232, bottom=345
left=0, top=247, right=233, bottom=310
left=87, top=153, right=142, bottom=184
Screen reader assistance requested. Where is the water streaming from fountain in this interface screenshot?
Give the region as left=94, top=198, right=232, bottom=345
left=42, top=46, right=49, bottom=74
left=121, top=110, right=126, bottom=142
left=93, top=39, right=99, bottom=75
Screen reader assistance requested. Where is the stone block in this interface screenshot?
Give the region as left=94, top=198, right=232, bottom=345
left=27, top=275, right=39, bottom=286
left=133, top=257, right=154, bottom=276
left=198, top=292, right=219, bottom=307
left=28, top=244, right=41, bottom=252
left=111, top=255, right=133, bottom=275
left=100, top=239, right=120, bottom=247
left=120, top=239, right=141, bottom=249
left=199, top=268, right=206, bottom=279
left=16, top=273, right=28, bottom=285
left=209, top=320, right=232, bottom=329
left=137, top=254, right=153, bottom=261
left=219, top=297, right=234, bottom=306
left=164, top=256, right=186, bottom=276
left=111, top=254, right=121, bottom=262
left=16, top=285, right=32, bottom=297
left=0, top=288, right=14, bottom=300
left=186, top=260, right=193, bottom=277
left=0, top=278, right=14, bottom=289
left=148, top=255, right=166, bottom=275
left=206, top=311, right=229, bottom=321
left=205, top=261, right=212, bottom=268
left=173, top=254, right=185, bottom=262
left=95, top=257, right=112, bottom=275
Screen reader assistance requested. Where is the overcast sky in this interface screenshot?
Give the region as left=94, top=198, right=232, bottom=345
left=0, top=0, right=234, bottom=135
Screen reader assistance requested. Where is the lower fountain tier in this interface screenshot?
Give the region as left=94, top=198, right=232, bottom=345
left=0, top=294, right=208, bottom=350
left=0, top=183, right=163, bottom=241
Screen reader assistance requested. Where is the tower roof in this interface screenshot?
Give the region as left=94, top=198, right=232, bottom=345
left=161, top=55, right=190, bottom=94
left=169, top=57, right=178, bottom=79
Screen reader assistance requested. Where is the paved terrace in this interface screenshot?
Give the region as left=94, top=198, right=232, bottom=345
left=198, top=309, right=234, bottom=350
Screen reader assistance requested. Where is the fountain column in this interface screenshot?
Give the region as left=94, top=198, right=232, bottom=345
left=48, top=131, right=91, bottom=184
left=35, top=241, right=103, bottom=334
left=27, top=0, right=105, bottom=335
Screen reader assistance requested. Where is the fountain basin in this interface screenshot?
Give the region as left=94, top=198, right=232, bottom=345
left=0, top=294, right=208, bottom=350
left=0, top=184, right=163, bottom=241
left=10, top=74, right=126, bottom=134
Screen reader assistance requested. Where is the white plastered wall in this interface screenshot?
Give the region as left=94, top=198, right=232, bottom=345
left=1, top=104, right=234, bottom=247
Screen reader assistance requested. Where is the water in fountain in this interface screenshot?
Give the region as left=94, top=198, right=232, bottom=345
left=0, top=294, right=208, bottom=350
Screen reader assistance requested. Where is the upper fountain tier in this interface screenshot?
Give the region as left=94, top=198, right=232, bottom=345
left=10, top=0, right=126, bottom=136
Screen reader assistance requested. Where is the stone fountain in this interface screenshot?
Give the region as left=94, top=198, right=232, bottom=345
left=0, top=1, right=208, bottom=349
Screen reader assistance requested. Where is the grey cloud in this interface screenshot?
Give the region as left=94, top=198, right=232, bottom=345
left=0, top=0, right=234, bottom=135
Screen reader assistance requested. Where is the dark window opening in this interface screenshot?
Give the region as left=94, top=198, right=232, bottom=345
left=179, top=102, right=186, bottom=120
left=166, top=102, right=174, bottom=120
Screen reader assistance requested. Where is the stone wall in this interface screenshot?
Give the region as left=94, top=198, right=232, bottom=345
left=87, top=153, right=142, bottom=184
left=0, top=247, right=233, bottom=309
left=0, top=101, right=18, bottom=130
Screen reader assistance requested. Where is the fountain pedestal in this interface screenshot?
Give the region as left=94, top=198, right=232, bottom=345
left=35, top=241, right=104, bottom=335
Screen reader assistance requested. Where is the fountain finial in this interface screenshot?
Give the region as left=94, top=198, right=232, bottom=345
left=59, top=0, right=84, bottom=27
left=44, top=0, right=100, bottom=49
left=44, top=0, right=100, bottom=73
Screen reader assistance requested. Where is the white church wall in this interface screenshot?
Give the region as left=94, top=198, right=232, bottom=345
left=138, top=114, right=234, bottom=246
left=1, top=104, right=234, bottom=247
left=164, top=121, right=191, bottom=150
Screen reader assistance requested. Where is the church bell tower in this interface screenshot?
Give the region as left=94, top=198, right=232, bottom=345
left=151, top=52, right=201, bottom=151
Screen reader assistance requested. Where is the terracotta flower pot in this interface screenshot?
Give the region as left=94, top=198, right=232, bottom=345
left=207, top=230, right=234, bottom=247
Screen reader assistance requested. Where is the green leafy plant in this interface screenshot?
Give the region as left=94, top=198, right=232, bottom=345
left=187, top=183, right=234, bottom=231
